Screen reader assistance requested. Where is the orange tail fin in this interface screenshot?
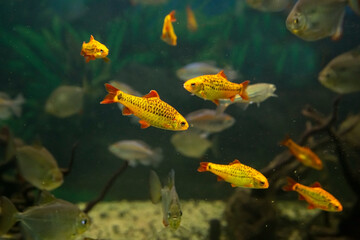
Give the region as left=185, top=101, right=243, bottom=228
left=282, top=177, right=297, bottom=191
left=197, top=162, right=209, bottom=172
left=100, top=83, right=119, bottom=104
left=279, top=134, right=291, bottom=147
left=240, top=80, right=250, bottom=100
left=169, top=10, right=176, bottom=22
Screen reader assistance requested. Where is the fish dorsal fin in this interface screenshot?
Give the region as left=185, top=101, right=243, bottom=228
left=143, top=90, right=160, bottom=99
left=217, top=70, right=228, bottom=79
left=38, top=191, right=56, bottom=205
left=310, top=182, right=321, bottom=188
left=229, top=159, right=240, bottom=165
left=217, top=176, right=224, bottom=181
left=90, top=35, right=94, bottom=41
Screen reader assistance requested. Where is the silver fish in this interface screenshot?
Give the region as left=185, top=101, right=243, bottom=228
left=108, top=140, right=162, bottom=167
left=149, top=169, right=182, bottom=231
left=286, top=0, right=347, bottom=41
left=186, top=109, right=235, bottom=133
left=0, top=196, right=90, bottom=240
left=171, top=131, right=212, bottom=158
left=45, top=85, right=84, bottom=118
left=0, top=93, right=24, bottom=120
left=318, top=46, right=360, bottom=94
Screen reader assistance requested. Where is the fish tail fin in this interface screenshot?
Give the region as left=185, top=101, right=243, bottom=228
left=100, top=83, right=120, bottom=104
left=0, top=197, right=19, bottom=235
left=197, top=162, right=209, bottom=172
left=10, top=94, right=24, bottom=117
left=151, top=148, right=163, bottom=167
left=239, top=80, right=250, bottom=100
left=167, top=169, right=175, bottom=189
left=282, top=177, right=297, bottom=192
left=149, top=170, right=162, bottom=204
left=280, top=134, right=291, bottom=147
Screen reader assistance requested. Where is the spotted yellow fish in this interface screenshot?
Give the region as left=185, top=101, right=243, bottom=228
left=283, top=177, right=343, bottom=212
left=161, top=10, right=177, bottom=46
left=183, top=70, right=249, bottom=105
left=280, top=135, right=323, bottom=170
left=100, top=84, right=188, bottom=131
left=80, top=35, right=109, bottom=63
left=197, top=160, right=269, bottom=189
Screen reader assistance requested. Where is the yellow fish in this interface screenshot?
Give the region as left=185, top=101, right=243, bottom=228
left=80, top=35, right=109, bottom=63
left=283, top=177, right=343, bottom=212
left=183, top=70, right=249, bottom=105
left=100, top=84, right=188, bottom=131
left=280, top=136, right=323, bottom=170
left=161, top=10, right=177, bottom=46
left=197, top=160, right=269, bottom=189
left=186, top=5, right=198, bottom=32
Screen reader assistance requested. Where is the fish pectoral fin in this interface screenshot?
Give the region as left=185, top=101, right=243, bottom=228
left=85, top=57, right=91, bottom=63
left=230, top=183, right=237, bottom=188
left=229, top=159, right=241, bottom=165
left=217, top=176, right=224, bottom=182
left=307, top=204, right=316, bottom=210
left=143, top=90, right=160, bottom=99
left=103, top=57, right=110, bottom=63
left=122, top=107, right=133, bottom=116
left=298, top=194, right=305, bottom=201
left=139, top=120, right=151, bottom=129
left=229, top=96, right=235, bottom=102
left=212, top=99, right=220, bottom=106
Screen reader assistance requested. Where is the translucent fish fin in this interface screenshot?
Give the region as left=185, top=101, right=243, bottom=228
left=229, top=159, right=240, bottom=165
left=231, top=183, right=237, bottom=187
left=298, top=194, right=305, bottom=201
left=90, top=35, right=94, bottom=41
left=169, top=10, right=176, bottom=22
left=100, top=84, right=119, bottom=104
left=139, top=120, right=151, bottom=129
left=122, top=107, right=133, bottom=116
left=38, top=191, right=56, bottom=205
left=10, top=94, right=24, bottom=117
left=240, top=80, right=250, bottom=100
left=149, top=170, right=162, bottom=204
left=143, top=90, right=160, bottom=99
left=167, top=169, right=175, bottom=189
left=0, top=197, right=18, bottom=235
left=103, top=57, right=110, bottom=63
left=307, top=204, right=315, bottom=210
left=212, top=99, right=220, bottom=106
left=282, top=177, right=297, bottom=192
left=331, top=10, right=345, bottom=41
left=217, top=70, right=228, bottom=79
left=279, top=134, right=291, bottom=147
left=197, top=162, right=209, bottom=172
left=229, top=96, right=235, bottom=102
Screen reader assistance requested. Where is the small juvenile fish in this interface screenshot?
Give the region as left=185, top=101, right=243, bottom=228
left=0, top=196, right=90, bottom=239
left=286, top=0, right=348, bottom=41
left=186, top=5, right=198, bottom=32
left=101, top=83, right=188, bottom=131
left=219, top=83, right=277, bottom=109
left=161, top=10, right=177, bottom=46
left=183, top=70, right=249, bottom=105
left=246, top=0, right=291, bottom=12
left=108, top=140, right=162, bottom=167
left=171, top=131, right=212, bottom=158
left=280, top=136, right=323, bottom=170
left=16, top=145, right=64, bottom=190
left=176, top=62, right=239, bottom=81
left=186, top=109, right=235, bottom=133
left=0, top=93, right=25, bottom=120
left=149, top=169, right=182, bottom=230
left=80, top=35, right=109, bottom=62
left=282, top=177, right=343, bottom=212
left=197, top=160, right=269, bottom=188
left=45, top=85, right=84, bottom=118
left=318, top=46, right=360, bottom=94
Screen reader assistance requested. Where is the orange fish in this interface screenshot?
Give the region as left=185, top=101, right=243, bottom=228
left=80, top=35, right=109, bottom=63
left=283, top=177, right=343, bottom=212
left=183, top=70, right=249, bottom=105
left=280, top=136, right=323, bottom=170
left=186, top=6, right=198, bottom=32
left=161, top=10, right=177, bottom=46
left=100, top=84, right=188, bottom=131
left=197, top=160, right=269, bottom=189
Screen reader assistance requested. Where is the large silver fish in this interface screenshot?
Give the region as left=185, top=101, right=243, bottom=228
left=0, top=196, right=90, bottom=240
left=318, top=46, right=360, bottom=94
left=186, top=109, right=235, bottom=133
left=286, top=0, right=348, bottom=41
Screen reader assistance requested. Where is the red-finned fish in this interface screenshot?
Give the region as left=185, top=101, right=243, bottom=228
left=161, top=10, right=177, bottom=46
left=282, top=177, right=343, bottom=212
left=280, top=136, right=323, bottom=170
left=197, top=160, right=269, bottom=189
left=186, top=5, right=198, bottom=32
left=183, top=70, right=250, bottom=105
left=100, top=84, right=188, bottom=131
left=80, top=35, right=109, bottom=63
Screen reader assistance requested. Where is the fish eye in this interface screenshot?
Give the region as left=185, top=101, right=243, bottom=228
left=167, top=212, right=171, bottom=218
left=180, top=210, right=183, bottom=216
left=100, top=49, right=103, bottom=53
left=293, top=18, right=299, bottom=25
left=81, top=219, right=87, bottom=225
left=180, top=121, right=186, bottom=126
left=260, top=181, right=265, bottom=186
left=191, top=83, right=196, bottom=87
